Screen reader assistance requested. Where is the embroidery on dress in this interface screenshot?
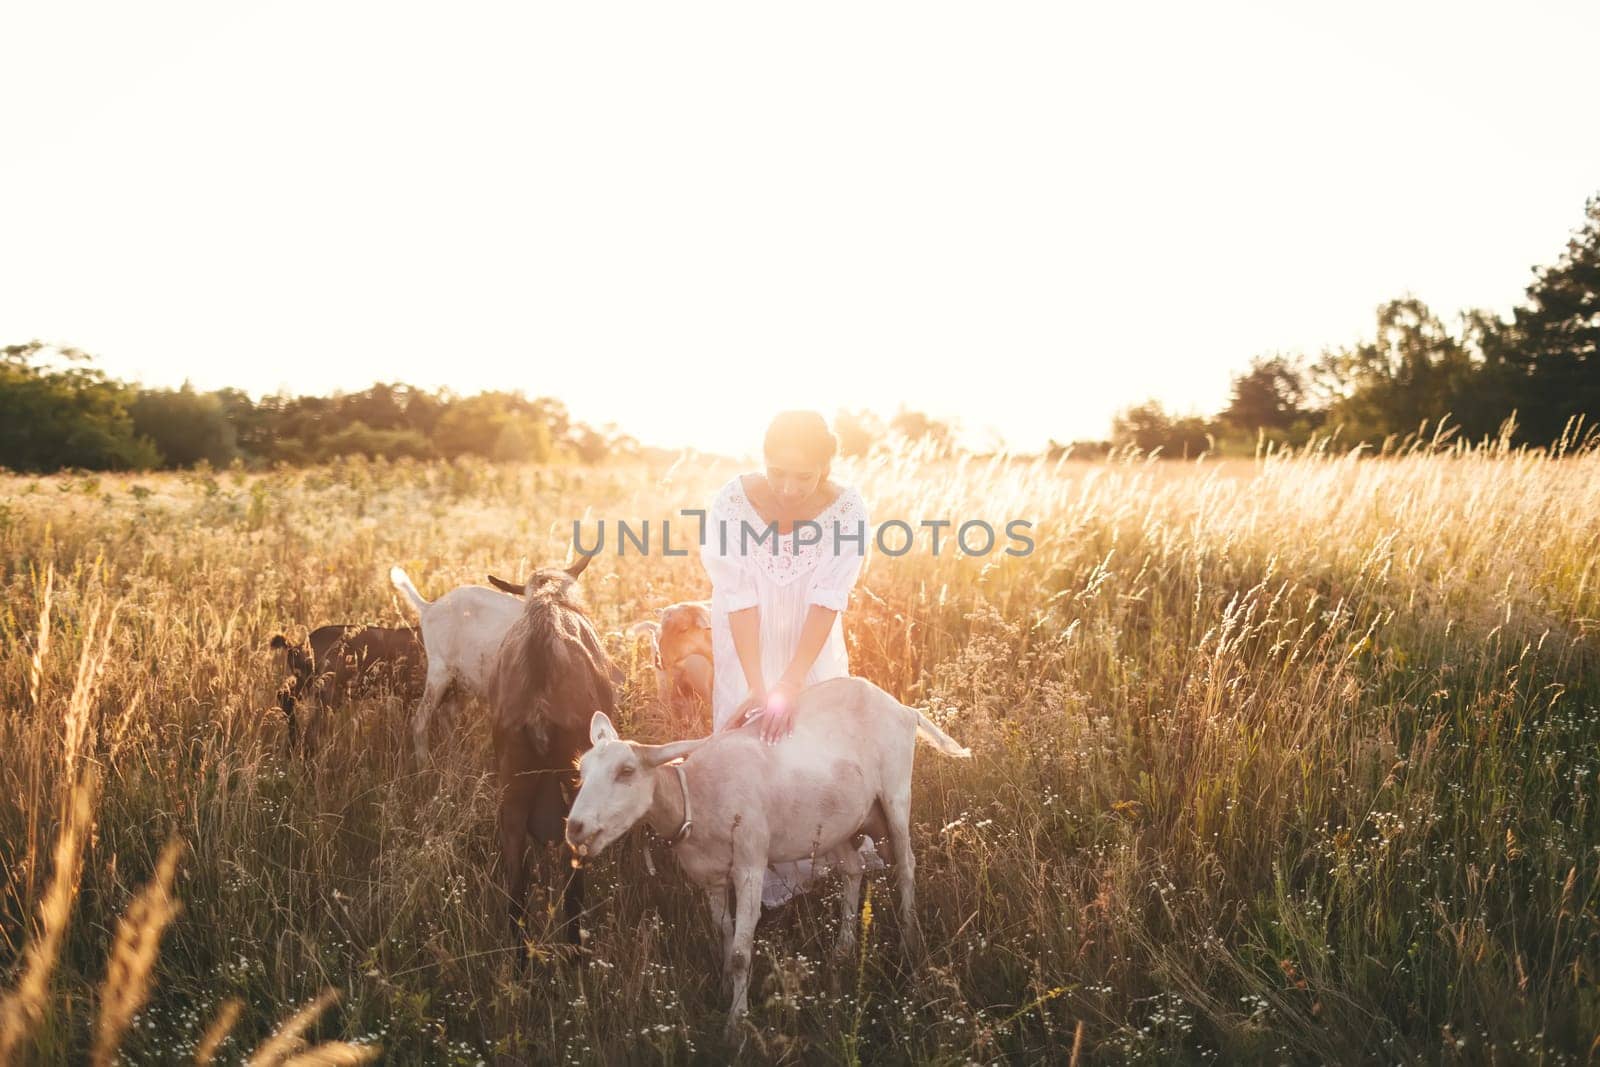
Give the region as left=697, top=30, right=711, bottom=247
left=715, top=478, right=864, bottom=587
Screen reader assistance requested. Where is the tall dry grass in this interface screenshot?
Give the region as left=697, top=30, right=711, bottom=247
left=1, top=566, right=379, bottom=1064
left=0, top=434, right=1597, bottom=1062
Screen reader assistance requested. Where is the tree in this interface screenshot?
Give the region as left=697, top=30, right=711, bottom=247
left=130, top=384, right=240, bottom=468
left=530, top=397, right=572, bottom=442
left=491, top=416, right=553, bottom=463
left=433, top=392, right=554, bottom=461
left=834, top=409, right=885, bottom=456
left=0, top=342, right=160, bottom=471
left=1310, top=298, right=1477, bottom=444
left=335, top=383, right=410, bottom=432
left=316, top=421, right=436, bottom=461
left=262, top=394, right=335, bottom=459
left=1046, top=438, right=1110, bottom=460
left=568, top=425, right=610, bottom=464
left=432, top=394, right=508, bottom=458
left=1199, top=193, right=1600, bottom=450
left=889, top=409, right=954, bottom=455
left=1498, top=193, right=1600, bottom=444
left=567, top=421, right=638, bottom=464
left=1221, top=356, right=1311, bottom=434
left=212, top=388, right=272, bottom=460
left=1110, top=400, right=1212, bottom=456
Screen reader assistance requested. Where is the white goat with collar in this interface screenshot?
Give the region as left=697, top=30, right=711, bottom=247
left=565, top=675, right=971, bottom=1037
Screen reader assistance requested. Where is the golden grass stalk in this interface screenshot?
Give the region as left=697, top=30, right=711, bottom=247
left=91, top=838, right=186, bottom=1067
left=194, top=999, right=243, bottom=1065
left=63, top=599, right=119, bottom=784
left=0, top=584, right=123, bottom=1062
left=0, top=768, right=99, bottom=1062
left=244, top=990, right=340, bottom=1066
left=280, top=1044, right=383, bottom=1066
left=245, top=989, right=378, bottom=1066
left=26, top=563, right=52, bottom=710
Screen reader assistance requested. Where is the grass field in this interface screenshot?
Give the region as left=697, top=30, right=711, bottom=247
left=2, top=439, right=1599, bottom=1064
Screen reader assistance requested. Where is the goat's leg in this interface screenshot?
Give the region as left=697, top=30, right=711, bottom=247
left=525, top=771, right=583, bottom=948
left=857, top=799, right=894, bottom=867
left=882, top=791, right=924, bottom=960
left=704, top=885, right=734, bottom=995
left=411, top=670, right=451, bottom=764
left=681, top=654, right=712, bottom=699
left=300, top=698, right=324, bottom=751
left=499, top=800, right=533, bottom=969
left=829, top=846, right=866, bottom=959
left=723, top=867, right=764, bottom=1040
left=677, top=656, right=712, bottom=710
left=437, top=684, right=464, bottom=737
left=278, top=686, right=301, bottom=754
left=705, top=885, right=734, bottom=946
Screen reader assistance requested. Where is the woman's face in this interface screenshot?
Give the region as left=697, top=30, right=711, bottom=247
left=764, top=445, right=824, bottom=510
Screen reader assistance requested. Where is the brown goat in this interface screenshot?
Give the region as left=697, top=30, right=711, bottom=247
left=502, top=571, right=710, bottom=728
left=624, top=600, right=712, bottom=727
left=491, top=553, right=617, bottom=956
left=270, top=624, right=425, bottom=748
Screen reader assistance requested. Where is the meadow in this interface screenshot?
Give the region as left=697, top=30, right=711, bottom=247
left=1, top=436, right=1598, bottom=1064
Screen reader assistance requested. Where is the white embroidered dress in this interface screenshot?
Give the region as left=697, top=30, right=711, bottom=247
left=699, top=473, right=876, bottom=906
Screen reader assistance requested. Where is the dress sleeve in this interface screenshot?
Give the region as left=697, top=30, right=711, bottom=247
left=700, top=481, right=760, bottom=614
left=806, top=489, right=869, bottom=611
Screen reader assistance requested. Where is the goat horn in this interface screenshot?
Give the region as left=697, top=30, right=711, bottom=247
left=486, top=574, right=525, bottom=595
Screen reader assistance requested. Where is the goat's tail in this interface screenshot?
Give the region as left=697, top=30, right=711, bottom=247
left=912, top=708, right=972, bottom=758
left=390, top=566, right=430, bottom=616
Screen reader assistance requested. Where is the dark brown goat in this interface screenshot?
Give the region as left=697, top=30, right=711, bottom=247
left=503, top=570, right=710, bottom=730
left=270, top=624, right=425, bottom=747
left=492, top=553, right=616, bottom=956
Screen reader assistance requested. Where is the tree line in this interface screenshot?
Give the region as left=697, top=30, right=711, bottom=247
left=1085, top=190, right=1600, bottom=457
left=0, top=352, right=636, bottom=472
left=0, top=344, right=956, bottom=473
left=4, top=191, right=1595, bottom=472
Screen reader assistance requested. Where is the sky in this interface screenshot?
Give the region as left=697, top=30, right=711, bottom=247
left=3, top=2, right=1598, bottom=457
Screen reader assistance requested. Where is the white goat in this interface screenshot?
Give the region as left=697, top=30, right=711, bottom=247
left=390, top=566, right=523, bottom=762
left=565, top=675, right=972, bottom=1037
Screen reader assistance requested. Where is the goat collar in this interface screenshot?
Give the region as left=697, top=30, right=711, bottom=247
left=660, top=762, right=692, bottom=847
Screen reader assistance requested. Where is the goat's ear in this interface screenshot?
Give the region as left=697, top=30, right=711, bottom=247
left=636, top=737, right=706, bottom=767
left=269, top=634, right=288, bottom=650
left=690, top=605, right=711, bottom=629
left=590, top=711, right=619, bottom=746
left=486, top=574, right=525, bottom=595
left=565, top=553, right=594, bottom=580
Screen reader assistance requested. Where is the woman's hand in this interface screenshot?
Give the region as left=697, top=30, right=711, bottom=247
left=726, top=687, right=765, bottom=731
left=757, top=678, right=802, bottom=745
left=725, top=676, right=801, bottom=741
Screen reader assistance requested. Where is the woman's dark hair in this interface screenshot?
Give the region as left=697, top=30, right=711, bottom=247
left=763, top=410, right=838, bottom=474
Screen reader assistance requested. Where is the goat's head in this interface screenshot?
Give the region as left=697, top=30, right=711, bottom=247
left=566, top=711, right=702, bottom=858
left=495, top=554, right=595, bottom=600
left=658, top=602, right=711, bottom=646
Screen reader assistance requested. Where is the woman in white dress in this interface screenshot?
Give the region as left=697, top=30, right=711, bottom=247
left=698, top=410, right=878, bottom=908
